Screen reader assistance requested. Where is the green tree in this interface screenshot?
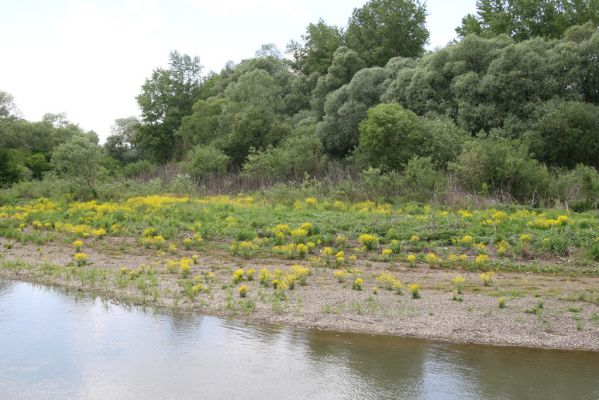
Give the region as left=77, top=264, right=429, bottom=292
left=0, top=148, right=22, bottom=187
left=287, top=19, right=343, bottom=75
left=0, top=91, right=18, bottom=120
left=533, top=101, right=599, bottom=168
left=355, top=103, right=464, bottom=170
left=344, top=0, right=429, bottom=67
left=310, top=46, right=366, bottom=118
left=183, top=144, right=230, bottom=177
left=136, top=51, right=204, bottom=163
left=104, top=117, right=141, bottom=164
left=457, top=0, right=599, bottom=41
left=51, top=135, right=103, bottom=196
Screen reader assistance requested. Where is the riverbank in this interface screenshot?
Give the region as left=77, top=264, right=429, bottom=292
left=1, top=237, right=598, bottom=352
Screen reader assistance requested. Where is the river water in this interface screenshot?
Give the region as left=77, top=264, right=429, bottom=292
left=0, top=279, right=598, bottom=400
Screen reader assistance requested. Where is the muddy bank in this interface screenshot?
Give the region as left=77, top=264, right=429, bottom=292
left=1, top=238, right=598, bottom=352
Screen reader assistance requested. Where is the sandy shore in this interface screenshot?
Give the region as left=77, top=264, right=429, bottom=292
left=1, top=237, right=598, bottom=352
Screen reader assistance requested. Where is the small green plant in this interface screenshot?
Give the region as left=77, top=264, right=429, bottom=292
left=452, top=275, right=466, bottom=294
left=352, top=277, right=364, bottom=291
left=358, top=234, right=379, bottom=251
left=232, top=268, right=244, bottom=284
left=479, top=271, right=495, bottom=286
left=409, top=284, right=421, bottom=299
left=498, top=297, right=506, bottom=309
left=259, top=268, right=271, bottom=286
left=246, top=268, right=256, bottom=281
left=238, top=284, right=248, bottom=298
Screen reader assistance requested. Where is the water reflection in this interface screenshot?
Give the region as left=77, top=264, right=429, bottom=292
left=0, top=280, right=598, bottom=400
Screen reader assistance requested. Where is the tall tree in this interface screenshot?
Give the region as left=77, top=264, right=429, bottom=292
left=344, top=0, right=429, bottom=67
left=287, top=19, right=343, bottom=75
left=136, top=51, right=204, bottom=163
left=0, top=91, right=18, bottom=120
left=457, top=0, right=599, bottom=41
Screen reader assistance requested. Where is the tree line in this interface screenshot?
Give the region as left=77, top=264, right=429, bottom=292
left=1, top=0, right=599, bottom=207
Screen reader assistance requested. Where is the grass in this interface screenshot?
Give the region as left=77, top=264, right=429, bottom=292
left=0, top=195, right=598, bottom=276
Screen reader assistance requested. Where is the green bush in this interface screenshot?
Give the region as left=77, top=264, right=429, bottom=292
left=450, top=138, right=550, bottom=202
left=403, top=156, right=446, bottom=202
left=242, top=128, right=324, bottom=180
left=183, top=144, right=230, bottom=178
left=122, top=160, right=156, bottom=178
left=355, top=103, right=464, bottom=171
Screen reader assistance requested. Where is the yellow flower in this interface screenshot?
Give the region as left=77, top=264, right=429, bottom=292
left=409, top=284, right=421, bottom=299
left=406, top=254, right=417, bottom=265
left=358, top=234, right=379, bottom=250
left=238, top=284, right=249, bottom=298
left=352, top=277, right=364, bottom=291
left=73, top=252, right=88, bottom=266
left=479, top=271, right=495, bottom=286
left=410, top=235, right=420, bottom=243
left=72, top=240, right=84, bottom=251
left=475, top=254, right=489, bottom=266
left=232, top=268, right=244, bottom=284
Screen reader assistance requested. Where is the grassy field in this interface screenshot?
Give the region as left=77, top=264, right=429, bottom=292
left=1, top=194, right=599, bottom=350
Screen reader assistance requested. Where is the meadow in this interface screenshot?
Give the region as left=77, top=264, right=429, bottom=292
left=1, top=194, right=599, bottom=350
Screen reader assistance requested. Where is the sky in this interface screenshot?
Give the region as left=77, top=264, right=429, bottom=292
left=0, top=0, right=477, bottom=141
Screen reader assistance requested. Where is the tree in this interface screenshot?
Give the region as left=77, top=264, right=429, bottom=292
left=355, top=103, right=465, bottom=171
left=0, top=148, right=22, bottom=187
left=310, top=46, right=366, bottom=118
left=0, top=91, right=18, bottom=120
left=136, top=51, right=204, bottom=163
left=287, top=20, right=343, bottom=75
left=183, top=144, right=230, bottom=177
left=316, top=66, right=390, bottom=156
left=104, top=117, right=141, bottom=164
left=51, top=135, right=103, bottom=196
left=344, top=0, right=429, bottom=67
left=457, top=0, right=599, bottom=41
left=533, top=101, right=599, bottom=168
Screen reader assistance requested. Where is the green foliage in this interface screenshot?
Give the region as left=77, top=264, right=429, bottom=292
left=316, top=66, right=390, bottom=156
left=25, top=153, right=50, bottom=180
left=403, top=157, right=446, bottom=202
left=533, top=101, right=599, bottom=168
left=0, top=149, right=23, bottom=187
left=183, top=144, right=230, bottom=177
left=104, top=117, right=141, bottom=164
left=135, top=51, right=204, bottom=163
left=287, top=19, right=343, bottom=75
left=457, top=0, right=599, bottom=41
left=451, top=138, right=550, bottom=202
left=51, top=135, right=103, bottom=197
left=345, top=0, right=429, bottom=66
left=242, top=126, right=324, bottom=180
left=355, top=103, right=464, bottom=171
left=122, top=160, right=155, bottom=178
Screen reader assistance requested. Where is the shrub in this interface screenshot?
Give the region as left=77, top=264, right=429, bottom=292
left=242, top=129, right=324, bottom=180
left=358, top=233, right=379, bottom=251
left=238, top=284, right=249, bottom=298
left=450, top=138, right=550, bottom=202
left=122, top=160, right=155, bottom=178
left=403, top=156, right=446, bottom=202
left=183, top=144, right=230, bottom=178
left=355, top=103, right=464, bottom=171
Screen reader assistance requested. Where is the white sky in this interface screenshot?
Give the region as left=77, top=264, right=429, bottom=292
left=0, top=0, right=476, bottom=141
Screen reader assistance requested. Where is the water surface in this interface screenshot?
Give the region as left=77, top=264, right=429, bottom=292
left=1, top=280, right=598, bottom=400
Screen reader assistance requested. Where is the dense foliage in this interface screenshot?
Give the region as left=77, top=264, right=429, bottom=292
left=1, top=0, right=599, bottom=207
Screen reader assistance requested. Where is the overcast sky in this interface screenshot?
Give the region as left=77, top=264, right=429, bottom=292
left=0, top=0, right=476, bottom=140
